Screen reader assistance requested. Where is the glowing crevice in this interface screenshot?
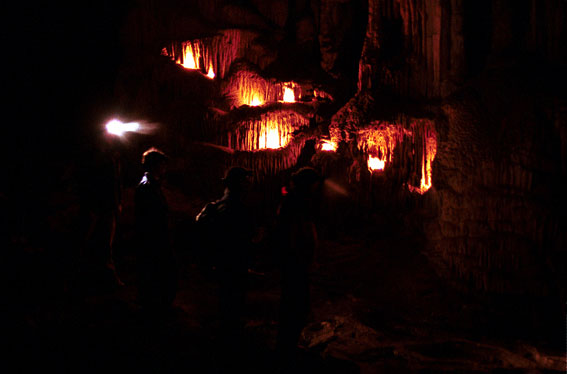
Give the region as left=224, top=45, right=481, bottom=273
left=281, top=83, right=296, bottom=103
left=206, top=63, right=216, bottom=79
left=349, top=120, right=437, bottom=193
left=163, top=29, right=258, bottom=79
left=356, top=123, right=411, bottom=172
left=367, top=155, right=385, bottom=171
left=226, top=112, right=309, bottom=151
left=223, top=69, right=301, bottom=108
left=408, top=124, right=437, bottom=194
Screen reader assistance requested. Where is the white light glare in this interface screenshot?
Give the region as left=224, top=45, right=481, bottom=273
left=105, top=119, right=140, bottom=136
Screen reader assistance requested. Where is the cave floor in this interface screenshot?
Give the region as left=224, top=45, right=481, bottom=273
left=11, top=217, right=564, bottom=374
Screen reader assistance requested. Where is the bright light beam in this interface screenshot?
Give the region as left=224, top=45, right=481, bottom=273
left=105, top=119, right=140, bottom=136
left=323, top=179, right=348, bottom=196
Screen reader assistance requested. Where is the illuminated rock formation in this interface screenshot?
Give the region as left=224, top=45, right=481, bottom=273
left=225, top=111, right=309, bottom=152
left=163, top=29, right=274, bottom=79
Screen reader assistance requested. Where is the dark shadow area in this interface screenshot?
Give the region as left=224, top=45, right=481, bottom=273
left=5, top=1, right=565, bottom=373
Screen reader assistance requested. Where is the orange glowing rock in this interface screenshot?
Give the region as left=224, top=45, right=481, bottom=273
left=179, top=42, right=200, bottom=70
left=408, top=131, right=437, bottom=194
left=367, top=155, right=385, bottom=171
left=320, top=140, right=337, bottom=151
left=313, top=89, right=333, bottom=101
left=253, top=115, right=294, bottom=150
left=330, top=114, right=437, bottom=192
left=225, top=70, right=270, bottom=107
left=357, top=123, right=409, bottom=171
left=206, top=64, right=215, bottom=79
left=164, top=30, right=263, bottom=80
left=260, top=125, right=285, bottom=149
left=249, top=96, right=264, bottom=106
left=222, top=68, right=302, bottom=108
left=239, top=117, right=291, bottom=150
left=229, top=112, right=309, bottom=151
left=282, top=85, right=295, bottom=103
left=357, top=121, right=437, bottom=192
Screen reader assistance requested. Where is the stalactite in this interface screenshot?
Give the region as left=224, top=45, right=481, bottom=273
left=230, top=138, right=307, bottom=180
left=223, top=111, right=310, bottom=152
left=407, top=120, right=438, bottom=194
left=163, top=29, right=260, bottom=79
left=356, top=122, right=411, bottom=171
left=221, top=67, right=319, bottom=108
left=222, top=69, right=278, bottom=107
left=332, top=114, right=437, bottom=193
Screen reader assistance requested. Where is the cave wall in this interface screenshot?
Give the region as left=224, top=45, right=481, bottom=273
left=358, top=0, right=567, bottom=99
left=115, top=0, right=566, bottom=301
left=358, top=0, right=466, bottom=98
left=115, top=0, right=368, bottom=183
left=429, top=83, right=565, bottom=296
left=354, top=0, right=567, bottom=299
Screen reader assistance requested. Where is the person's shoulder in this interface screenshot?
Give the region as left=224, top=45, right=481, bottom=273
left=196, top=200, right=223, bottom=225
left=197, top=201, right=217, bottom=217
left=214, top=194, right=232, bottom=211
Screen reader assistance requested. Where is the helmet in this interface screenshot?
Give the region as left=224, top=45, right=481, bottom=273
left=291, top=167, right=321, bottom=190
left=222, top=166, right=252, bottom=188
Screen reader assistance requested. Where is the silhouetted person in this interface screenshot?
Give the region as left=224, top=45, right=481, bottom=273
left=276, top=167, right=322, bottom=370
left=77, top=132, right=123, bottom=292
left=196, top=166, right=253, bottom=364
left=135, top=148, right=177, bottom=312
left=294, top=139, right=317, bottom=170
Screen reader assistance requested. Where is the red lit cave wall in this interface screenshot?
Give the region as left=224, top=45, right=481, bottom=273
left=353, top=0, right=567, bottom=296
left=115, top=0, right=566, bottom=299
left=116, top=0, right=363, bottom=181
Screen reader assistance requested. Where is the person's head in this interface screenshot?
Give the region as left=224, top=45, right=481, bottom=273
left=142, top=148, right=168, bottom=180
left=222, top=166, right=252, bottom=195
left=291, top=167, right=322, bottom=196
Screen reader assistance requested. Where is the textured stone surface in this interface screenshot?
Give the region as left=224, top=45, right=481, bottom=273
left=346, top=0, right=567, bottom=301
left=318, top=0, right=367, bottom=78
left=358, top=0, right=465, bottom=98
left=252, top=0, right=289, bottom=28
left=425, top=79, right=566, bottom=296
left=117, top=0, right=566, bottom=301
left=220, top=4, right=271, bottom=30
left=358, top=0, right=567, bottom=99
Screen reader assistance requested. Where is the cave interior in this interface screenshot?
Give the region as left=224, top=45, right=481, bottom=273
left=5, top=0, right=567, bottom=372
